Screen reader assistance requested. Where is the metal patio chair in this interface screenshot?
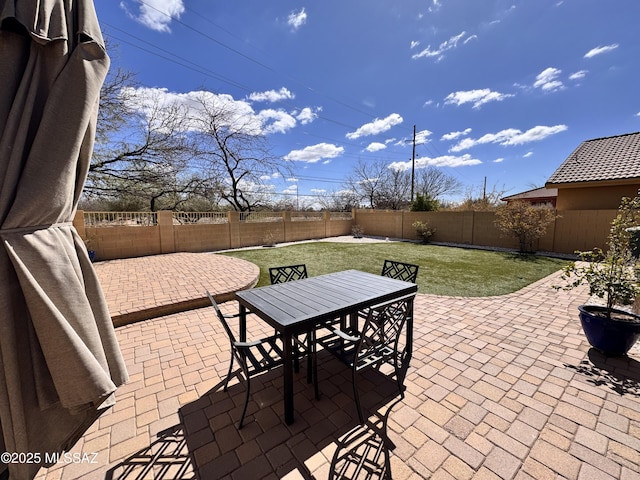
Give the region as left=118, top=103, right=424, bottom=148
left=269, top=263, right=308, bottom=284
left=206, top=291, right=285, bottom=428
left=268, top=264, right=319, bottom=399
left=317, top=295, right=413, bottom=423
left=381, top=259, right=419, bottom=283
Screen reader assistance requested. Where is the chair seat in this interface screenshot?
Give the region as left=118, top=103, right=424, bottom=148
left=317, top=330, right=404, bottom=371
left=316, top=295, right=414, bottom=423
left=237, top=335, right=284, bottom=376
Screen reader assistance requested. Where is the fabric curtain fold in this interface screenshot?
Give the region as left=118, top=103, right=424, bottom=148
left=0, top=1, right=128, bottom=478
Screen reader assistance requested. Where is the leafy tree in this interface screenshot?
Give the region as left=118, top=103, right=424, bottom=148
left=410, top=193, right=439, bottom=211
left=494, top=201, right=557, bottom=253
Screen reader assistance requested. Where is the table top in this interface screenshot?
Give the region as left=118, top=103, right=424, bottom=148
left=235, top=270, right=417, bottom=334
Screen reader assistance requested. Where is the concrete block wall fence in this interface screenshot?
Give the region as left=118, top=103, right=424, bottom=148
left=73, top=208, right=617, bottom=261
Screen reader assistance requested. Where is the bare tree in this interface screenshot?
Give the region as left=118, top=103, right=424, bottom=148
left=415, top=167, right=462, bottom=200
left=375, top=168, right=411, bottom=210
left=314, top=189, right=359, bottom=211
left=87, top=71, right=206, bottom=211
left=346, top=160, right=389, bottom=208
left=192, top=93, right=290, bottom=212
left=347, top=160, right=411, bottom=210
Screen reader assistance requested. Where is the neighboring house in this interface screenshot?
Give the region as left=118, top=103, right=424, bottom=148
left=501, top=187, right=557, bottom=208
left=545, top=131, right=640, bottom=210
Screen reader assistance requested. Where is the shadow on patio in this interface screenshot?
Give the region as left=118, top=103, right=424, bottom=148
left=34, top=257, right=640, bottom=480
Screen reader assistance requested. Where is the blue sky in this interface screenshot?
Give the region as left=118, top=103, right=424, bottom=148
left=95, top=0, right=640, bottom=205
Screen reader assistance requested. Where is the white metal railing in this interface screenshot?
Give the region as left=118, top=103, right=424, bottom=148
left=239, top=211, right=283, bottom=223
left=172, top=212, right=228, bottom=224
left=291, top=212, right=323, bottom=221
left=83, top=211, right=351, bottom=226
left=330, top=211, right=353, bottom=220
left=84, top=211, right=158, bottom=227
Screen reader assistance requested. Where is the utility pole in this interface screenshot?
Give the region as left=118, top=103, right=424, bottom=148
left=411, top=124, right=416, bottom=202
left=483, top=176, right=487, bottom=202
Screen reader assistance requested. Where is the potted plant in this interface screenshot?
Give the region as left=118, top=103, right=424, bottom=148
left=83, top=232, right=97, bottom=262
left=557, top=192, right=640, bottom=355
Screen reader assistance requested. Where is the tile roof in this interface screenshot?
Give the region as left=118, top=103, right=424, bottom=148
left=502, top=186, right=557, bottom=202
left=546, top=131, right=640, bottom=185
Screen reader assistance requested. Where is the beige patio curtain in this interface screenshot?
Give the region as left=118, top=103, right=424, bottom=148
left=0, top=1, right=128, bottom=478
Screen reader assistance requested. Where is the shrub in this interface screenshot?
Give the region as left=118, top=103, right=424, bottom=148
left=410, top=193, right=439, bottom=212
left=412, top=220, right=436, bottom=244
left=494, top=201, right=556, bottom=253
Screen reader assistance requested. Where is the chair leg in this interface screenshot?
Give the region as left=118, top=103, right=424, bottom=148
left=393, top=360, right=404, bottom=399
left=352, top=369, right=364, bottom=423
left=223, top=353, right=235, bottom=392
left=238, top=361, right=251, bottom=429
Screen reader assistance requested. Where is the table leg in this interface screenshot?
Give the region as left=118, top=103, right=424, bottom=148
left=283, top=332, right=294, bottom=424
left=239, top=304, right=247, bottom=342
left=406, top=298, right=414, bottom=360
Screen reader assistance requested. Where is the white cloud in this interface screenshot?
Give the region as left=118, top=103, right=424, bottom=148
left=248, top=87, right=294, bottom=103
left=584, top=44, right=619, bottom=58
left=346, top=113, right=403, bottom=139
left=569, top=70, right=588, bottom=81
left=533, top=67, right=564, bottom=92
left=296, top=107, right=319, bottom=124
left=310, top=188, right=327, bottom=194
left=450, top=125, right=568, bottom=152
left=284, top=143, right=344, bottom=163
left=260, top=172, right=281, bottom=181
left=493, top=158, right=504, bottom=163
left=258, top=109, right=297, bottom=134
left=636, top=112, right=640, bottom=117
left=411, top=31, right=471, bottom=60
left=287, top=8, right=307, bottom=31
left=444, top=88, right=514, bottom=109
left=366, top=142, right=387, bottom=152
left=389, top=154, right=482, bottom=171
left=463, top=35, right=478, bottom=44
left=282, top=184, right=298, bottom=195
left=124, top=87, right=304, bottom=136
left=523, top=151, right=533, bottom=158
left=120, top=0, right=185, bottom=32
left=415, top=129, right=433, bottom=145
left=410, top=40, right=421, bottom=49
left=441, top=128, right=472, bottom=141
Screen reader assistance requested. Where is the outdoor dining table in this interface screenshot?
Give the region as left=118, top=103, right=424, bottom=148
left=235, top=269, right=418, bottom=424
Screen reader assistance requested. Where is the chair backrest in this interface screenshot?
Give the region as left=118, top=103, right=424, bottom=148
left=205, top=290, right=238, bottom=344
left=269, top=264, right=308, bottom=284
left=381, top=260, right=419, bottom=283
left=355, top=295, right=413, bottom=370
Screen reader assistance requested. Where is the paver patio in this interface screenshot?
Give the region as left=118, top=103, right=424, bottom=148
left=33, top=251, right=640, bottom=480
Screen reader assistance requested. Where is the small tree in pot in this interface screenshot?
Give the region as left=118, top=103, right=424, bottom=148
left=557, top=192, right=640, bottom=355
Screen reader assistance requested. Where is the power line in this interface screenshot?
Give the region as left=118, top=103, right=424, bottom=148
left=135, top=0, right=396, bottom=122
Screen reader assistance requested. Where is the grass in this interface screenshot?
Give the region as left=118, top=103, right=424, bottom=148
left=220, top=242, right=570, bottom=297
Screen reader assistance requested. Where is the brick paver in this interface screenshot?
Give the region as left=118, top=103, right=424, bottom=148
left=33, top=252, right=640, bottom=480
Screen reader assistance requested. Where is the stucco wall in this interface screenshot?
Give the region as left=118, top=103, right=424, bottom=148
left=75, top=207, right=620, bottom=261
left=556, top=184, right=640, bottom=210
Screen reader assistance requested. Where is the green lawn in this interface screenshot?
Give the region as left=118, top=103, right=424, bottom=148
left=220, top=242, right=570, bottom=297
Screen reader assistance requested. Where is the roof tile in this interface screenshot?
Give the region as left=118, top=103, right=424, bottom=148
left=547, top=132, right=640, bottom=185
